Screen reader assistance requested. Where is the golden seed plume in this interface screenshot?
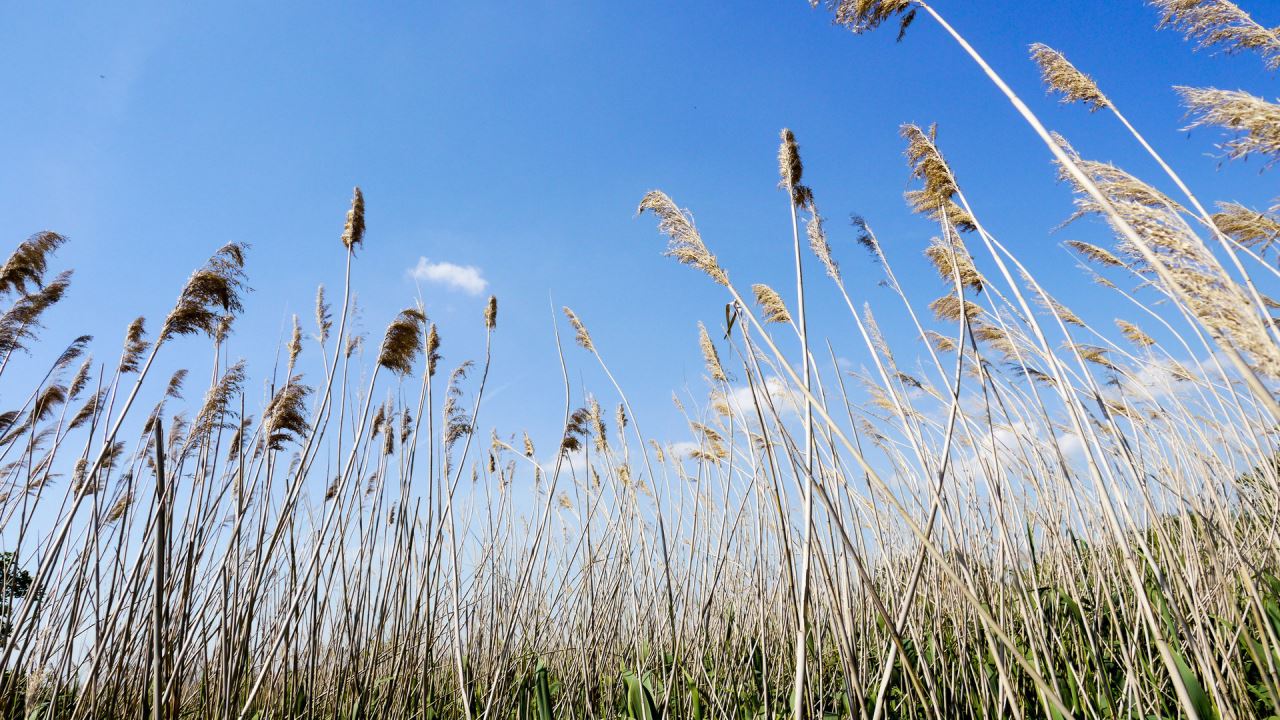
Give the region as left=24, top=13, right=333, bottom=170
left=588, top=396, right=608, bottom=452
left=924, top=330, right=956, bottom=353
left=342, top=186, right=365, bottom=251
left=1152, top=0, right=1280, bottom=70
left=426, top=323, right=441, bottom=377
left=484, top=295, right=497, bottom=330
left=924, top=234, right=984, bottom=293
left=1029, top=43, right=1110, bottom=111
left=378, top=308, right=427, bottom=376
left=929, top=295, right=982, bottom=323
left=1116, top=319, right=1156, bottom=347
left=752, top=284, right=792, bottom=324
left=638, top=190, right=728, bottom=285
left=698, top=322, right=728, bottom=382
left=901, top=124, right=976, bottom=232
left=563, top=306, right=594, bottom=351
left=1213, top=201, right=1280, bottom=257
left=1176, top=86, right=1280, bottom=166
left=1065, top=240, right=1126, bottom=268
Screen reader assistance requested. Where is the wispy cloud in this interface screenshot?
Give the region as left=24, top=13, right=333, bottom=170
left=408, top=257, right=488, bottom=295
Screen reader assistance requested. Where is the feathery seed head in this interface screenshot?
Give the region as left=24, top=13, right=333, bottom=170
left=426, top=323, right=441, bottom=377
left=698, top=322, right=728, bottom=383
left=563, top=306, right=594, bottom=351
left=162, top=243, right=249, bottom=341
left=638, top=190, right=728, bottom=285
left=1176, top=86, right=1280, bottom=167
left=813, top=0, right=916, bottom=37
left=1030, top=43, right=1110, bottom=111
left=1152, top=0, right=1280, bottom=70
left=484, top=295, right=497, bottom=330
left=752, top=284, right=792, bottom=324
left=119, top=317, right=149, bottom=374
left=378, top=307, right=427, bottom=376
left=901, top=124, right=976, bottom=232
left=0, top=232, right=67, bottom=297
left=342, top=187, right=365, bottom=251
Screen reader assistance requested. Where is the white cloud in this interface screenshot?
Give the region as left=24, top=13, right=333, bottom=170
left=408, top=257, right=488, bottom=295
left=666, top=441, right=702, bottom=459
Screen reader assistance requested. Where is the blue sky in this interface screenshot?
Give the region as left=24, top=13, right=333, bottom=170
left=1, top=0, right=1276, bottom=454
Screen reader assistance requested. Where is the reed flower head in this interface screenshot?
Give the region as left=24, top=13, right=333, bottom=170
left=1212, top=201, right=1280, bottom=257
left=778, top=128, right=814, bottom=207
left=813, top=0, right=916, bottom=37
left=0, top=232, right=67, bottom=296
left=315, top=285, right=332, bottom=344
left=484, top=295, right=497, bottom=330
left=287, top=314, right=302, bottom=372
left=563, top=306, right=594, bottom=351
left=264, top=378, right=311, bottom=451
left=1152, top=0, right=1280, bottom=70
left=426, top=323, right=441, bottom=377
left=119, top=317, right=149, bottom=374
left=0, top=270, right=71, bottom=357
left=638, top=190, right=728, bottom=285
left=806, top=208, right=840, bottom=281
left=924, top=233, right=984, bottom=293
left=1030, top=43, right=1110, bottom=111
left=342, top=186, right=365, bottom=251
left=698, top=322, right=728, bottom=382
left=1176, top=86, right=1280, bottom=167
left=378, top=307, right=427, bottom=376
left=901, top=124, right=976, bottom=232
left=162, top=243, right=249, bottom=340
left=752, top=284, right=792, bottom=324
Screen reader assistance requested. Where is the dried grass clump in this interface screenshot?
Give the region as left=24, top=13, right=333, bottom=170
left=1029, top=43, right=1110, bottom=111
left=1177, top=87, right=1280, bottom=167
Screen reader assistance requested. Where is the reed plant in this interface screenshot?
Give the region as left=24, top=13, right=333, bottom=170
left=2, top=1, right=1280, bottom=718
